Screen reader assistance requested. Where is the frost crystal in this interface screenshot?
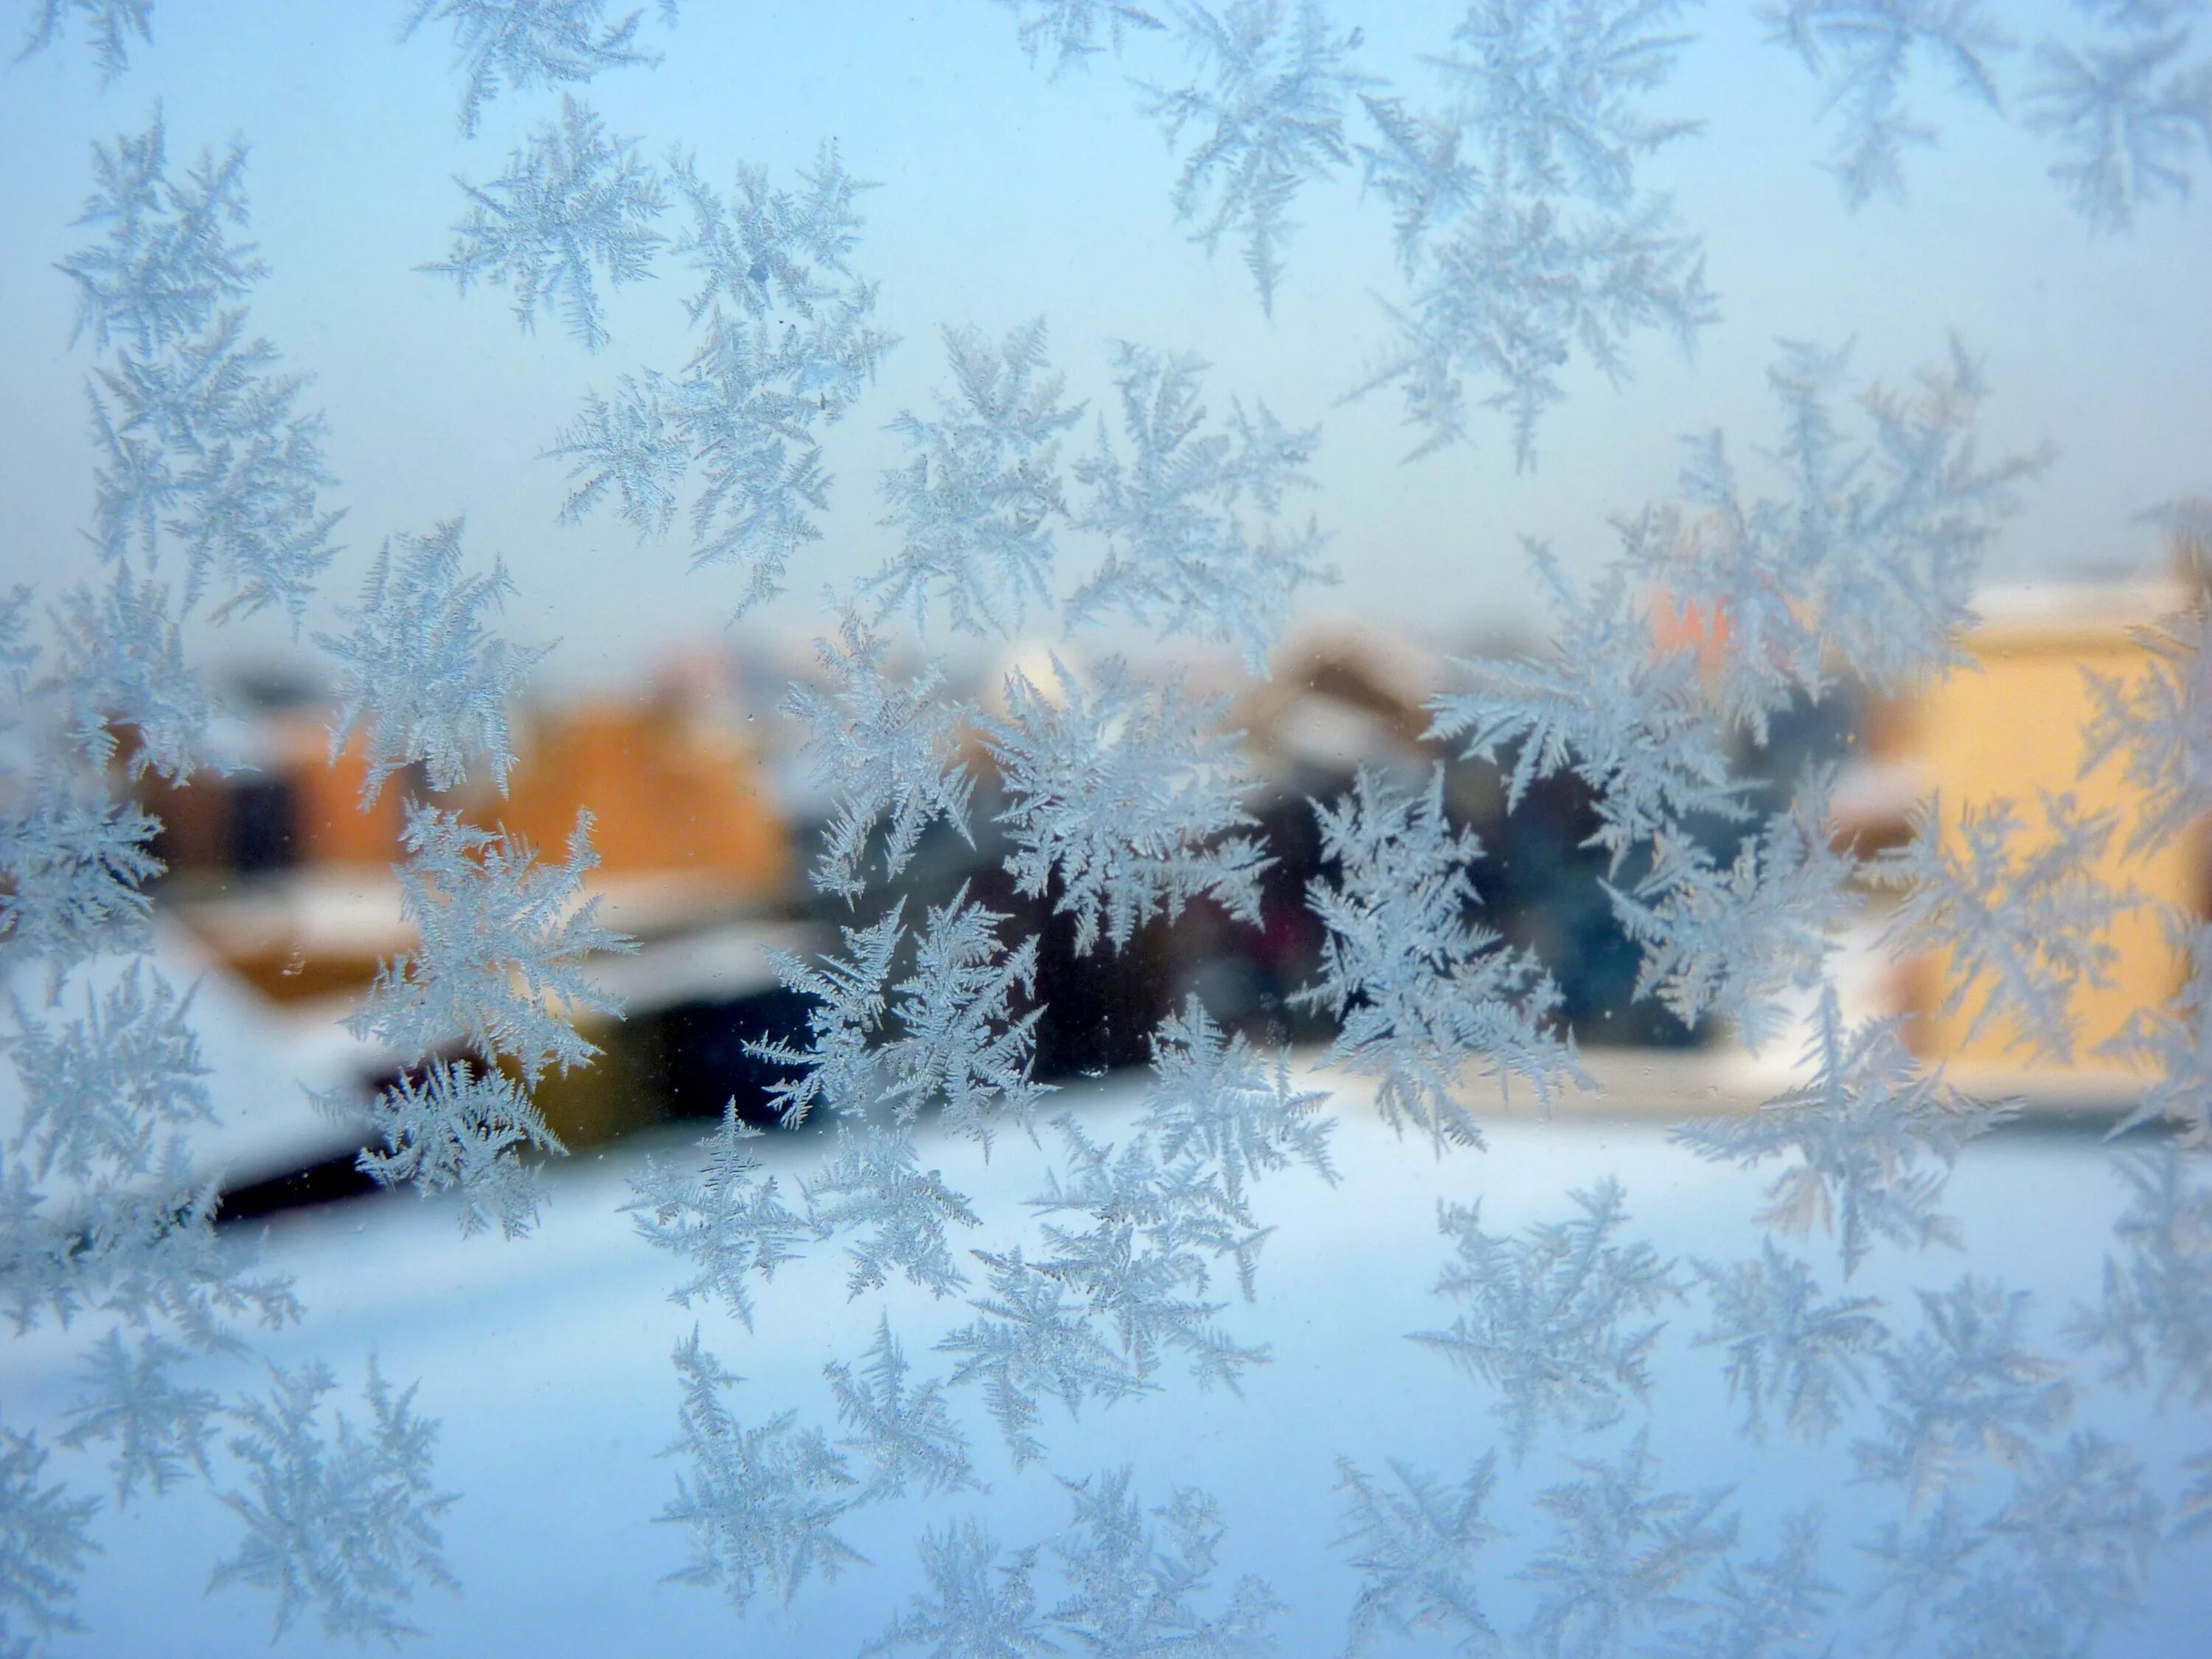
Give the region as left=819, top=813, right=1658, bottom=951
left=1520, top=1429, right=1737, bottom=1659
left=1761, top=1, right=2013, bottom=205
left=67, top=119, right=342, bottom=626
left=422, top=94, right=667, bottom=351
left=1674, top=989, right=2014, bottom=1276
left=867, top=319, right=1082, bottom=637
left=2081, top=597, right=2212, bottom=855
left=1049, top=1468, right=1281, bottom=1657
left=1428, top=546, right=1743, bottom=871
left=0, top=1422, right=97, bottom=1651
left=802, top=1121, right=982, bottom=1298
left=997, top=0, right=1164, bottom=77
left=825, top=1314, right=978, bottom=1501
left=1649, top=1509, right=1833, bottom=1659
left=754, top=888, right=1048, bottom=1144
left=14, top=0, right=153, bottom=83
left=7, top=963, right=209, bottom=1186
left=1332, top=1453, right=1505, bottom=1657
left=350, top=804, right=629, bottom=1088
left=2069, top=1147, right=2212, bottom=1406
left=1907, top=1435, right=2163, bottom=1659
left=1690, top=1241, right=1887, bottom=1442
left=1622, top=339, right=2034, bottom=710
left=1068, top=343, right=1332, bottom=671
left=401, top=0, right=664, bottom=136
left=625, top=1100, right=805, bottom=1326
left=2028, top=23, right=2212, bottom=232
left=880, top=886, right=1051, bottom=1146
left=983, top=655, right=1270, bottom=954
left=346, top=1058, right=563, bottom=1241
left=1873, top=791, right=2134, bottom=1063
left=1139, top=994, right=1335, bottom=1207
left=1138, top=0, right=1374, bottom=313
left=658, top=1330, right=863, bottom=1613
left=58, top=1329, right=217, bottom=1505
left=1412, top=1178, right=1677, bottom=1456
left=1299, top=765, right=1579, bottom=1148
left=46, top=566, right=212, bottom=782
left=1353, top=0, right=1714, bottom=465
left=750, top=905, right=905, bottom=1126
left=784, top=619, right=975, bottom=903
left=316, top=518, right=549, bottom=804
left=866, top=1519, right=1055, bottom=1658
left=552, top=143, right=892, bottom=613
left=2101, top=911, right=2212, bottom=1145
left=1852, top=1276, right=2073, bottom=1509
left=938, top=1247, right=1150, bottom=1467
left=209, top=1360, right=458, bottom=1643
left=1027, top=1116, right=1272, bottom=1392
left=1607, top=777, right=1857, bottom=1048
left=0, top=779, right=163, bottom=982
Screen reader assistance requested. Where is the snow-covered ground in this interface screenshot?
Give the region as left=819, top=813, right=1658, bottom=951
left=9, top=1065, right=2205, bottom=1658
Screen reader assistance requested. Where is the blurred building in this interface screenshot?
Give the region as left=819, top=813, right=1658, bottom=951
left=1843, top=575, right=2204, bottom=1086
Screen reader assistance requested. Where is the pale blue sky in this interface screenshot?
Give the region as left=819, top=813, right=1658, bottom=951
left=1, top=0, right=2207, bottom=690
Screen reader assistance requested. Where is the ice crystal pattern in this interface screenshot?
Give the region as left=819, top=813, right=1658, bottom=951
left=866, top=319, right=1083, bottom=637
left=209, top=1360, right=457, bottom=1643
left=1674, top=990, right=2014, bottom=1276
left=1353, top=0, right=1715, bottom=465
left=2028, top=10, right=2212, bottom=232
left=1520, top=1430, right=1737, bottom=1659
left=1138, top=0, right=1374, bottom=313
left=349, top=804, right=628, bottom=1088
left=550, top=143, right=892, bottom=613
left=784, top=619, right=975, bottom=903
left=749, top=888, right=1046, bottom=1146
left=315, top=518, right=549, bottom=804
left=2081, top=594, right=2212, bottom=855
left=983, top=655, right=1270, bottom=954
left=422, top=94, right=667, bottom=352
left=825, top=1315, right=978, bottom=1502
left=1068, top=342, right=1332, bottom=671
left=63, top=119, right=341, bottom=625
left=1333, top=1453, right=1505, bottom=1657
left=401, top=0, right=670, bottom=136
left=1413, top=1179, right=1677, bottom=1457
left=0, top=1422, right=99, bottom=1652
left=625, top=1101, right=805, bottom=1327
left=14, top=0, right=153, bottom=82
left=1873, top=791, right=2133, bottom=1064
left=658, top=1331, right=864, bottom=1614
left=1761, top=1, right=2014, bottom=206
left=1690, top=1240, right=1887, bottom=1443
left=872, top=1470, right=1276, bottom=1656
left=1299, top=764, right=1576, bottom=1147
left=995, top=0, right=1164, bottom=78
left=1851, top=1276, right=2073, bottom=1510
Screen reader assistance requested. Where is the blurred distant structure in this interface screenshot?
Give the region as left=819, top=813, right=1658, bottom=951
left=1839, top=546, right=2208, bottom=1090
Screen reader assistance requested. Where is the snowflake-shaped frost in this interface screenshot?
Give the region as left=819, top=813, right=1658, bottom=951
left=423, top=94, right=667, bottom=350
left=658, top=1331, right=863, bottom=1613
left=349, top=804, right=630, bottom=1085
left=1333, top=1453, right=1506, bottom=1657
left=867, top=319, right=1082, bottom=636
left=209, top=1360, right=458, bottom=1643
left=1412, top=1178, right=1677, bottom=1456
left=1298, top=765, right=1579, bottom=1147
left=1068, top=343, right=1332, bottom=671
left=316, top=518, right=548, bottom=804
left=984, top=655, right=1270, bottom=954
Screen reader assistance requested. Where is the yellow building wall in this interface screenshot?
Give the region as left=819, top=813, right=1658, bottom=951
left=1884, top=609, right=2197, bottom=1072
